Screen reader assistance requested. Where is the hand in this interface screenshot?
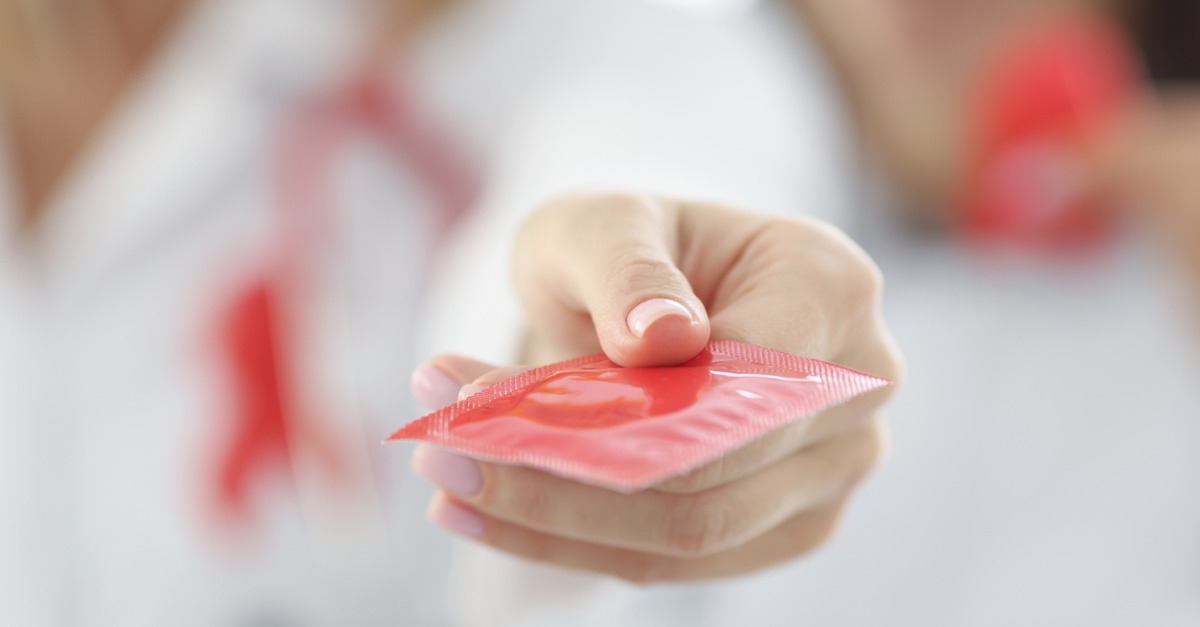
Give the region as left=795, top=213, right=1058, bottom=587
left=410, top=193, right=903, bottom=583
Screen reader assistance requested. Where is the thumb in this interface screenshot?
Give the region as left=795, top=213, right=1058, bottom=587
left=514, top=194, right=711, bottom=368
left=411, top=355, right=498, bottom=410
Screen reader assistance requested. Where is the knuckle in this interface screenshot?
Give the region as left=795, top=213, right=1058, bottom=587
left=523, top=192, right=660, bottom=241
left=851, top=254, right=885, bottom=306
left=786, top=511, right=843, bottom=557
left=521, top=195, right=582, bottom=237
left=606, top=252, right=684, bottom=293
left=831, top=242, right=884, bottom=313
left=660, top=492, right=741, bottom=557
left=764, top=218, right=884, bottom=311
left=566, top=192, right=663, bottom=234
left=875, top=344, right=907, bottom=389
left=499, top=477, right=556, bottom=527
left=844, top=318, right=904, bottom=397
left=848, top=421, right=890, bottom=486
left=590, top=192, right=661, bottom=219
left=655, top=459, right=725, bottom=495
left=863, top=421, right=890, bottom=471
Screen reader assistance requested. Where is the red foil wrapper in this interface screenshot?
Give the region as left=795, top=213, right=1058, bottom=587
left=390, top=340, right=890, bottom=493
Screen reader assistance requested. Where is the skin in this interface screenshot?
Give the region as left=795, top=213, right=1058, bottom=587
left=790, top=0, right=1119, bottom=218
left=796, top=0, right=1200, bottom=307
left=2, top=0, right=905, bottom=585
left=0, top=0, right=449, bottom=225
left=412, top=194, right=904, bottom=583
left=1090, top=91, right=1200, bottom=295
left=9, top=0, right=1190, bottom=594
left=0, top=0, right=191, bottom=223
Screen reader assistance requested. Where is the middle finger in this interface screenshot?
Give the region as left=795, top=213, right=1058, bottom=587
left=413, top=424, right=883, bottom=558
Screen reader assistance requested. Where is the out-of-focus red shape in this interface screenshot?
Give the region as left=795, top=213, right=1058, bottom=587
left=390, top=340, right=891, bottom=493
left=962, top=14, right=1142, bottom=251
left=213, top=67, right=476, bottom=526
left=347, top=71, right=475, bottom=241
left=217, top=280, right=292, bottom=518
left=216, top=278, right=351, bottom=524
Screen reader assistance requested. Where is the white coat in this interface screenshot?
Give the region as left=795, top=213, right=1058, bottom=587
left=0, top=0, right=850, bottom=625
left=3, top=0, right=1197, bottom=625
left=424, top=3, right=1200, bottom=627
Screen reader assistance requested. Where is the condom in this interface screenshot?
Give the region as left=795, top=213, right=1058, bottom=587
left=389, top=340, right=890, bottom=493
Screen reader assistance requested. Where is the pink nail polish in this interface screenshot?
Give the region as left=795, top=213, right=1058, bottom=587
left=412, top=363, right=463, bottom=410
left=626, top=298, right=698, bottom=338
left=428, top=494, right=486, bottom=538
left=413, top=445, right=483, bottom=496
left=458, top=383, right=486, bottom=401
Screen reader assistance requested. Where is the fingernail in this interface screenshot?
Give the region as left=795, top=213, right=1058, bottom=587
left=626, top=298, right=698, bottom=338
left=428, top=494, right=486, bottom=538
left=413, top=445, right=483, bottom=496
left=412, top=363, right=462, bottom=410
left=458, top=383, right=487, bottom=401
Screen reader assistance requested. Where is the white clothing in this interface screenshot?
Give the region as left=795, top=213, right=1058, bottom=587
left=3, top=0, right=1196, bottom=625
left=0, top=0, right=851, bottom=625
left=0, top=0, right=452, bottom=625
left=424, top=4, right=1200, bottom=627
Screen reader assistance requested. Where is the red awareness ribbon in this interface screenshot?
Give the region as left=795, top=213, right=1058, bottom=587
left=961, top=13, right=1142, bottom=252
left=214, top=65, right=476, bottom=526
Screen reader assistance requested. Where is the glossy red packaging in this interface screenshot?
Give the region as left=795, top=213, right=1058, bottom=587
left=389, top=340, right=890, bottom=493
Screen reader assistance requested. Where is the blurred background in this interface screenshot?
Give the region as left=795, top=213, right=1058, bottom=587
left=1, top=0, right=1198, bottom=625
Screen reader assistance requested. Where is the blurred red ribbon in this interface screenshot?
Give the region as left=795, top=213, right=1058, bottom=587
left=962, top=14, right=1141, bottom=252
left=215, top=66, right=476, bottom=525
